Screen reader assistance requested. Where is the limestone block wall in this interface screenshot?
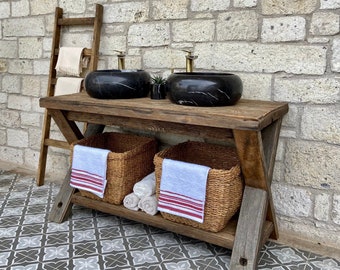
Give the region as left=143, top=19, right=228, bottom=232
left=0, top=0, right=339, bottom=248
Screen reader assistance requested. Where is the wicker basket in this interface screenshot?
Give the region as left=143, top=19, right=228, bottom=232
left=154, top=141, right=243, bottom=232
left=71, top=132, right=158, bottom=205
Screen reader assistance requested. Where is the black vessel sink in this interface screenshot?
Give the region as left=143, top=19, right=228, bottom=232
left=85, top=69, right=151, bottom=99
left=166, top=72, right=242, bottom=106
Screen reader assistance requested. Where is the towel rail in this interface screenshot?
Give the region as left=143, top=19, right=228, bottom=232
left=54, top=48, right=93, bottom=57
left=58, top=17, right=95, bottom=26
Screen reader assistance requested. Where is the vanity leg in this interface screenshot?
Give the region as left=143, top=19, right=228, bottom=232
left=48, top=123, right=105, bottom=223
left=230, top=186, right=268, bottom=270
left=233, top=128, right=279, bottom=239
left=49, top=169, right=74, bottom=223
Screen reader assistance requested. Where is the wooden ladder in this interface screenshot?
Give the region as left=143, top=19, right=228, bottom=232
left=36, top=4, right=103, bottom=186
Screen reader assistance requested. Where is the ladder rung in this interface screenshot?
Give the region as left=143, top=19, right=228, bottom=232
left=54, top=48, right=93, bottom=57
left=44, top=139, right=70, bottom=149
left=58, top=17, right=95, bottom=26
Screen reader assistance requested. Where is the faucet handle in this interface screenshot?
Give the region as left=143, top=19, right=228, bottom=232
left=114, top=50, right=126, bottom=56
left=182, top=50, right=197, bottom=72
left=182, top=49, right=198, bottom=60
left=114, top=50, right=126, bottom=70
left=182, top=49, right=191, bottom=53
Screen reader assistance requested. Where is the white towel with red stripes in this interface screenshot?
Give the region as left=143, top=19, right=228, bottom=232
left=157, top=158, right=210, bottom=223
left=70, top=145, right=110, bottom=198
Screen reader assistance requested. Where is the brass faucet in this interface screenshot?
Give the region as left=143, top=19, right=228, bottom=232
left=114, top=50, right=126, bottom=70
left=183, top=50, right=198, bottom=72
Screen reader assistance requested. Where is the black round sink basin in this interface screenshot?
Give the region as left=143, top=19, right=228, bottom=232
left=85, top=69, right=151, bottom=99
left=166, top=72, right=243, bottom=106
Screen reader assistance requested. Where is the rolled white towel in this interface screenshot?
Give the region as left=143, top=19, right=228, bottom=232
left=133, top=172, right=156, bottom=198
left=55, top=47, right=84, bottom=77
left=123, top=193, right=140, bottom=211
left=138, top=195, right=158, bottom=216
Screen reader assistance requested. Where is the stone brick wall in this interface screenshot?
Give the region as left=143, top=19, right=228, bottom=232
left=0, top=0, right=339, bottom=248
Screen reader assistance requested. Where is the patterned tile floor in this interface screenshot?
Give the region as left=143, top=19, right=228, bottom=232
left=0, top=169, right=339, bottom=270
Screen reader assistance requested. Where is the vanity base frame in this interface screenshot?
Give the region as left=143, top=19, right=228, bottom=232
left=40, top=93, right=288, bottom=270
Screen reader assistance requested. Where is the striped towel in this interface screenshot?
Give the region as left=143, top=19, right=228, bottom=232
left=70, top=145, right=110, bottom=198
left=157, top=158, right=210, bottom=223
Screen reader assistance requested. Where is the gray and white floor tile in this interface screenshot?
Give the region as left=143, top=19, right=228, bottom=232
left=0, top=170, right=339, bottom=269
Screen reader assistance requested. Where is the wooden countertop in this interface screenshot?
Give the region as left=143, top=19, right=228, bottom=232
left=40, top=92, right=288, bottom=131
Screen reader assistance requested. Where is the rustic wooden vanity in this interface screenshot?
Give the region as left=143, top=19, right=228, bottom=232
left=40, top=92, right=288, bottom=269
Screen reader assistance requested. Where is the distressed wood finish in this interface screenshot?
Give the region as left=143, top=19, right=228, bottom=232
left=40, top=93, right=288, bottom=269
left=233, top=118, right=283, bottom=240
left=44, top=139, right=69, bottom=149
left=48, top=169, right=74, bottom=223
left=66, top=111, right=235, bottom=142
left=230, top=187, right=268, bottom=269
left=48, top=109, right=84, bottom=143
left=40, top=93, right=287, bottom=130
left=48, top=124, right=105, bottom=223
left=36, top=4, right=103, bottom=186
left=71, top=192, right=274, bottom=249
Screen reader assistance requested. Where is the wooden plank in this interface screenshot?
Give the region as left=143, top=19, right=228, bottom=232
left=233, top=129, right=279, bottom=240
left=261, top=119, right=283, bottom=239
left=261, top=119, right=283, bottom=185
left=44, top=139, right=70, bottom=149
left=89, top=4, right=103, bottom=71
left=67, top=111, right=234, bottom=142
left=48, top=109, right=84, bottom=144
left=48, top=169, right=74, bottom=223
left=36, top=7, right=63, bottom=186
left=36, top=111, right=51, bottom=186
left=233, top=130, right=267, bottom=189
left=49, top=124, right=105, bottom=223
left=71, top=192, right=273, bottom=250
left=261, top=221, right=274, bottom=247
left=40, top=93, right=289, bottom=131
left=230, top=186, right=268, bottom=270
left=58, top=17, right=95, bottom=26
left=72, top=193, right=236, bottom=247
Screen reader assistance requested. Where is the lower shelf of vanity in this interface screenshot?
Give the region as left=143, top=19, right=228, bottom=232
left=71, top=192, right=274, bottom=249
